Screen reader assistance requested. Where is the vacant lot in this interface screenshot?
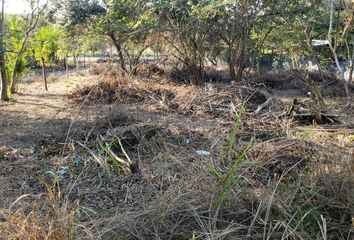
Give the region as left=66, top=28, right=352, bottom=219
left=0, top=63, right=352, bottom=239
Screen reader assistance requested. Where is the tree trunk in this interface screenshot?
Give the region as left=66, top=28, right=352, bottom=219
left=304, top=24, right=325, bottom=81
left=187, top=62, right=203, bottom=85
left=292, top=69, right=326, bottom=109
left=349, top=34, right=354, bottom=82
left=229, top=58, right=236, bottom=80
left=235, top=32, right=248, bottom=82
left=235, top=64, right=245, bottom=82
left=227, top=34, right=247, bottom=82
left=10, top=61, right=19, bottom=93
left=10, top=75, right=17, bottom=93
left=64, top=56, right=68, bottom=78
left=226, top=47, right=236, bottom=80
left=327, top=0, right=350, bottom=100
left=116, top=43, right=126, bottom=74
left=11, top=44, right=28, bottom=93
left=109, top=33, right=127, bottom=75
left=328, top=43, right=350, bottom=100
left=0, top=0, right=8, bottom=101
left=75, top=55, right=79, bottom=73
left=128, top=46, right=148, bottom=75
left=0, top=59, right=8, bottom=100
left=41, top=57, right=48, bottom=91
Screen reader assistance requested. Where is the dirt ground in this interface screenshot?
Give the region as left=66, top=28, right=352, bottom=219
left=0, top=65, right=353, bottom=239
left=0, top=68, right=226, bottom=206
left=0, top=71, right=91, bottom=206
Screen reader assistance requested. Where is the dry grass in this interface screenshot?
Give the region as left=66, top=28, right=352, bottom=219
left=1, top=66, right=353, bottom=239
left=0, top=175, right=82, bottom=239
left=2, top=111, right=352, bottom=239
left=69, top=71, right=284, bottom=123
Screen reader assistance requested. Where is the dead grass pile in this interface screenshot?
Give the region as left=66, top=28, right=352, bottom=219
left=88, top=62, right=129, bottom=79
left=173, top=84, right=283, bottom=120
left=133, top=61, right=230, bottom=84
left=249, top=70, right=354, bottom=97
left=89, top=63, right=105, bottom=75
left=270, top=152, right=353, bottom=239
left=93, top=177, right=254, bottom=239
left=135, top=62, right=165, bottom=77
left=70, top=78, right=148, bottom=104
left=169, top=68, right=230, bottom=84
left=248, top=137, right=348, bottom=185
left=70, top=75, right=279, bottom=121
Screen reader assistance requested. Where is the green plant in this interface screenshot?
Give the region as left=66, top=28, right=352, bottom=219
left=212, top=104, right=254, bottom=215
left=40, top=170, right=63, bottom=202
left=78, top=136, right=133, bottom=175
left=32, top=24, right=61, bottom=91
left=98, top=138, right=122, bottom=174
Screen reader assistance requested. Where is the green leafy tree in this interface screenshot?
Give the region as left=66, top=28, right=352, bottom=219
left=56, top=0, right=155, bottom=75
left=156, top=0, right=215, bottom=85
left=32, top=24, right=60, bottom=91
left=57, top=26, right=102, bottom=76
left=5, top=16, right=31, bottom=93
left=258, top=0, right=352, bottom=100
left=8, top=0, right=46, bottom=94
left=98, top=0, right=155, bottom=75
left=211, top=1, right=260, bottom=81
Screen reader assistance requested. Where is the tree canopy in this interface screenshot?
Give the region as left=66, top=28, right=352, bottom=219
left=1, top=0, right=354, bottom=99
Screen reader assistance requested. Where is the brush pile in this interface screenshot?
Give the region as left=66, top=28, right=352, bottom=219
left=70, top=74, right=284, bottom=121
left=249, top=70, right=354, bottom=97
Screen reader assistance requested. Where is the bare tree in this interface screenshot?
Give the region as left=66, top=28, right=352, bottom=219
left=342, top=2, right=354, bottom=82
left=327, top=0, right=351, bottom=100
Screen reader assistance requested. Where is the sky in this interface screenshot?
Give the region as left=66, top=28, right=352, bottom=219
left=4, top=0, right=31, bottom=14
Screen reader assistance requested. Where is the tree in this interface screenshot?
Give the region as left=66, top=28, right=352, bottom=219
left=5, top=16, right=30, bottom=93
left=156, top=0, right=215, bottom=85
left=325, top=0, right=351, bottom=100
left=56, top=0, right=155, bottom=76
left=9, top=0, right=47, bottom=93
left=32, top=24, right=60, bottom=91
left=97, top=0, right=155, bottom=75
left=56, top=26, right=77, bottom=76
left=211, top=1, right=260, bottom=81
left=267, top=0, right=352, bottom=100
left=0, top=0, right=9, bottom=100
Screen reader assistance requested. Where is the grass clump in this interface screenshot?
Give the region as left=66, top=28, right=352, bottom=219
left=0, top=171, right=84, bottom=239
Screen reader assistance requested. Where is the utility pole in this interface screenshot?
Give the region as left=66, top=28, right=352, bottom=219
left=0, top=0, right=9, bottom=101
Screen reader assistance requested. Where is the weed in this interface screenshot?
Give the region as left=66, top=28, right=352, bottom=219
left=77, top=133, right=135, bottom=175
left=212, top=104, right=254, bottom=215
left=48, top=72, right=58, bottom=82
left=0, top=171, right=84, bottom=239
